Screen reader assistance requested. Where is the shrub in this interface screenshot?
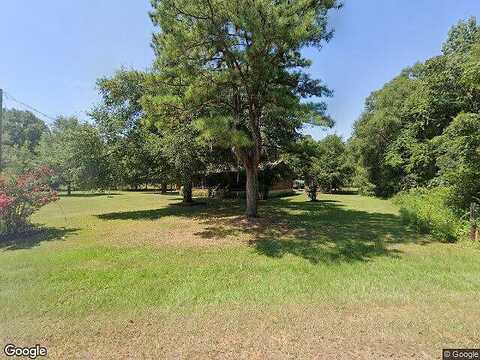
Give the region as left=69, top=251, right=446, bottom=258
left=352, top=166, right=376, bottom=196
left=0, top=166, right=58, bottom=236
left=393, top=186, right=467, bottom=242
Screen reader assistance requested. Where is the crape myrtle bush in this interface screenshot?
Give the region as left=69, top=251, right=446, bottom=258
left=393, top=186, right=468, bottom=242
left=0, top=166, right=58, bottom=236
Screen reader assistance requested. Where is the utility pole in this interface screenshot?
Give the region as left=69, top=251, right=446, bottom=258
left=0, top=88, right=3, bottom=173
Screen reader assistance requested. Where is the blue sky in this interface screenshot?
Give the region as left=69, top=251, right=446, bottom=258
left=2, top=1, right=479, bottom=139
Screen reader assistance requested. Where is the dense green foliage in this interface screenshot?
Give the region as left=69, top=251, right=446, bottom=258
left=90, top=70, right=174, bottom=191
left=349, top=17, right=480, bottom=241
left=2, top=109, right=48, bottom=151
left=1, top=109, right=49, bottom=175
left=285, top=136, right=321, bottom=200
left=257, top=160, right=294, bottom=200
left=393, top=187, right=467, bottom=242
left=314, top=135, right=353, bottom=193
left=286, top=135, right=352, bottom=200
left=350, top=18, right=480, bottom=207
left=435, top=113, right=480, bottom=210
left=92, top=69, right=223, bottom=201
left=1, top=111, right=111, bottom=193
left=37, top=117, right=111, bottom=192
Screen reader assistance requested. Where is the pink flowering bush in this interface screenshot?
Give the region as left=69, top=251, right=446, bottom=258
left=0, top=166, right=59, bottom=236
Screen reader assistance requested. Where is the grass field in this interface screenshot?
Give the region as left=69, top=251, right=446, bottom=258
left=1, top=191, right=479, bottom=359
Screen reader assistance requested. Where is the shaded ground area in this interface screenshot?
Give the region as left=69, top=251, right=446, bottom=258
left=0, top=226, right=78, bottom=250
left=97, top=195, right=430, bottom=263
left=59, top=192, right=120, bottom=198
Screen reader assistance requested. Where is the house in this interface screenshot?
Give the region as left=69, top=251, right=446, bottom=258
left=194, top=160, right=294, bottom=199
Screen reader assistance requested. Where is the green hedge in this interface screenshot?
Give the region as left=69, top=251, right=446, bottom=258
left=393, top=187, right=467, bottom=242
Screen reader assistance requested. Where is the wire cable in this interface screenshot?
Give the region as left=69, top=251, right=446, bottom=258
left=3, top=90, right=57, bottom=122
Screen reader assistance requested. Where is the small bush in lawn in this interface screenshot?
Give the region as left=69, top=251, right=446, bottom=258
left=393, top=187, right=467, bottom=242
left=0, top=166, right=59, bottom=236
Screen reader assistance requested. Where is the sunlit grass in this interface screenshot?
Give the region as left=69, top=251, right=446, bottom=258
left=1, top=191, right=479, bottom=358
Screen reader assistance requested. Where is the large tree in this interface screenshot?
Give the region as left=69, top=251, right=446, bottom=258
left=1, top=109, right=49, bottom=174
left=314, top=134, right=352, bottom=193
left=37, top=117, right=111, bottom=194
left=285, top=134, right=352, bottom=200
left=141, top=80, right=210, bottom=203
left=90, top=69, right=173, bottom=191
left=149, top=0, right=338, bottom=217
left=2, top=109, right=48, bottom=151
left=92, top=69, right=146, bottom=143
left=284, top=135, right=321, bottom=201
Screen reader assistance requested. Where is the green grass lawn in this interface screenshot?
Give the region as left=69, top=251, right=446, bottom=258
left=1, top=192, right=479, bottom=359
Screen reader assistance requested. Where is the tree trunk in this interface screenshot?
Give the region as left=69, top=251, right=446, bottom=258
left=470, top=203, right=478, bottom=241
left=183, top=180, right=193, bottom=203
left=161, top=182, right=168, bottom=194
left=307, top=183, right=318, bottom=201
left=259, top=185, right=269, bottom=200
left=245, top=165, right=258, bottom=218
left=470, top=224, right=478, bottom=241
left=264, top=187, right=269, bottom=200
left=67, top=183, right=71, bottom=196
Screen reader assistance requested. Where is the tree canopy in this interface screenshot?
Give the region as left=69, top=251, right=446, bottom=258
left=37, top=117, right=111, bottom=193
left=286, top=134, right=352, bottom=201
left=350, top=17, right=480, bottom=204
left=1, top=109, right=49, bottom=174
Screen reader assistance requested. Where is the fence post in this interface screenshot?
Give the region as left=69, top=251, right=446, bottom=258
left=470, top=203, right=478, bottom=241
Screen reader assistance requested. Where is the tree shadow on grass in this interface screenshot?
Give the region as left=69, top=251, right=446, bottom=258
left=60, top=193, right=120, bottom=198
left=96, top=196, right=439, bottom=264
left=244, top=201, right=401, bottom=263
left=0, top=226, right=79, bottom=251
left=248, top=198, right=442, bottom=263
left=96, top=199, right=241, bottom=221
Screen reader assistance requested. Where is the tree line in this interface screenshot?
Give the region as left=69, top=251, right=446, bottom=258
left=1, top=103, right=352, bottom=198
left=348, top=17, right=480, bottom=241
left=350, top=17, right=480, bottom=213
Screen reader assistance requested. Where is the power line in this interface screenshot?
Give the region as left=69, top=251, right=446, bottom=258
left=3, top=90, right=57, bottom=122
